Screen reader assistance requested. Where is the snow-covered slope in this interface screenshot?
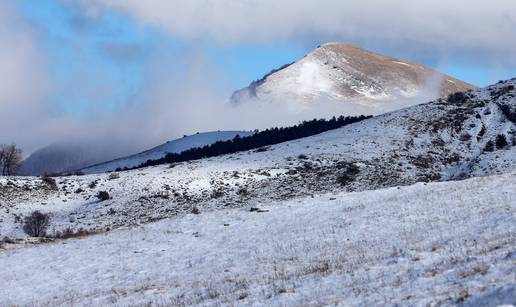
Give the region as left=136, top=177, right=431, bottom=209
left=1, top=172, right=515, bottom=306
left=1, top=79, right=514, bottom=240
left=231, top=43, right=475, bottom=114
left=79, top=131, right=254, bottom=174
left=0, top=79, right=515, bottom=306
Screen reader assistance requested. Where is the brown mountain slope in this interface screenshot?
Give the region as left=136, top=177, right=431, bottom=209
left=231, top=43, right=476, bottom=111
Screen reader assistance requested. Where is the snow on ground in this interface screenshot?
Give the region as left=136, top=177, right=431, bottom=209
left=1, top=172, right=515, bottom=306
left=0, top=79, right=515, bottom=241
left=80, top=131, right=254, bottom=174
left=0, top=78, right=514, bottom=306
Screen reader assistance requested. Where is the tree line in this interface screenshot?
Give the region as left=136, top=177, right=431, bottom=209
left=132, top=115, right=371, bottom=170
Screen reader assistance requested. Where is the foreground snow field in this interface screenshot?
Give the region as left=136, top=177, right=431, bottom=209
left=2, top=172, right=515, bottom=306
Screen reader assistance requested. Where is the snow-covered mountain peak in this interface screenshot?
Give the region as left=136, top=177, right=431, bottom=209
left=230, top=43, right=476, bottom=114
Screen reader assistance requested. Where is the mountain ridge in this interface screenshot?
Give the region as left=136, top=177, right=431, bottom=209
left=230, top=43, right=476, bottom=112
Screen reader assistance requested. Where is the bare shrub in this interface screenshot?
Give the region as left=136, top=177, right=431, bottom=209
left=23, top=211, right=50, bottom=237
left=495, top=134, right=508, bottom=149
left=108, top=172, right=120, bottom=180
left=2, top=236, right=15, bottom=244
left=447, top=92, right=468, bottom=104
left=212, top=188, right=225, bottom=199
left=89, top=180, right=98, bottom=189
left=336, top=162, right=360, bottom=186
left=96, top=191, right=110, bottom=201
left=484, top=140, right=495, bottom=152
left=237, top=187, right=249, bottom=196
left=192, top=206, right=200, bottom=215
left=254, top=146, right=269, bottom=152
left=53, top=227, right=95, bottom=239
left=459, top=133, right=472, bottom=142
left=41, top=176, right=58, bottom=190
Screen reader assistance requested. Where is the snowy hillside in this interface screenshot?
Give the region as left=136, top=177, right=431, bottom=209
left=1, top=172, right=515, bottom=306
left=79, top=131, right=254, bottom=174
left=231, top=43, right=475, bottom=114
left=0, top=78, right=515, bottom=307
left=0, top=78, right=514, bottom=240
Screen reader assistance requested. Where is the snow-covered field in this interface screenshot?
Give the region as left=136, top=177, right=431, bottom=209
left=1, top=172, right=515, bottom=306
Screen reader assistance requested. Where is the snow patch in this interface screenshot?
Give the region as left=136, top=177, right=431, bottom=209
left=393, top=61, right=411, bottom=67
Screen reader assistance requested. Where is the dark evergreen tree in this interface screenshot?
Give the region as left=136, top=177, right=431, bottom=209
left=134, top=115, right=371, bottom=170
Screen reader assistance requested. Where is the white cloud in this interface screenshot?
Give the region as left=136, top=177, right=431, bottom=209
left=3, top=0, right=515, bottom=158
left=0, top=2, right=53, bottom=153
left=79, top=0, right=516, bottom=60
left=0, top=2, right=148, bottom=156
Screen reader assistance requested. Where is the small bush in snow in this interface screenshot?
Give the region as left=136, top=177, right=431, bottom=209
left=212, top=189, right=225, bottom=199
left=191, top=207, right=200, bottom=215
left=336, top=162, right=360, bottom=186
left=495, top=134, right=508, bottom=149
left=96, top=191, right=110, bottom=201
left=108, top=172, right=120, bottom=180
left=499, top=104, right=516, bottom=123
left=89, top=180, right=98, bottom=189
left=447, top=92, right=468, bottom=104
left=237, top=187, right=249, bottom=196
left=23, top=211, right=50, bottom=237
left=254, top=146, right=269, bottom=152
left=484, top=140, right=495, bottom=152
left=2, top=236, right=15, bottom=244
left=459, top=133, right=471, bottom=142
left=53, top=227, right=94, bottom=239
left=297, top=154, right=308, bottom=160
left=41, top=176, right=57, bottom=190
left=477, top=125, right=486, bottom=140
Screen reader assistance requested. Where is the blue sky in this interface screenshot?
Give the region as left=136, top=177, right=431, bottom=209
left=18, top=0, right=314, bottom=118
left=20, top=0, right=154, bottom=116
left=17, top=0, right=516, bottom=120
